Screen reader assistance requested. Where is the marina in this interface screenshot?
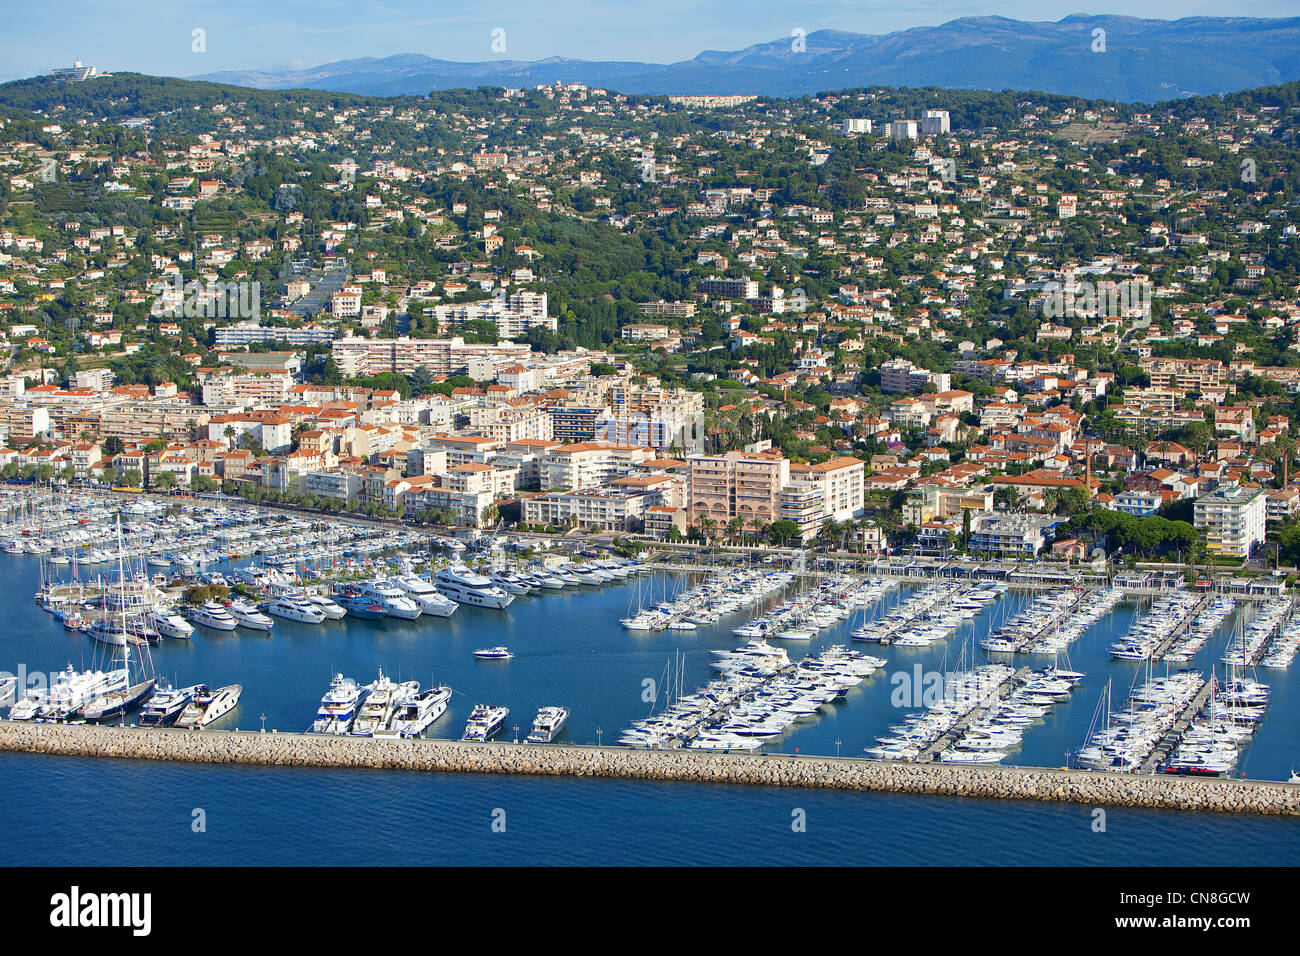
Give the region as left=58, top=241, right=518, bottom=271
left=2, top=490, right=1300, bottom=791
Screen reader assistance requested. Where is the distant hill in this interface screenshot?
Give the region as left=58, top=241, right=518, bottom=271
left=189, top=15, right=1300, bottom=103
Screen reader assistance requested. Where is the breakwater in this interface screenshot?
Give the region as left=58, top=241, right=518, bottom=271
left=3, top=721, right=1298, bottom=817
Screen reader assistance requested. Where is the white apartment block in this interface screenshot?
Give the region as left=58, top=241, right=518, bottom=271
left=431, top=291, right=553, bottom=339
left=540, top=442, right=653, bottom=490
left=331, top=336, right=532, bottom=377
left=331, top=285, right=363, bottom=318
left=880, top=358, right=951, bottom=394
left=1194, top=483, right=1266, bottom=558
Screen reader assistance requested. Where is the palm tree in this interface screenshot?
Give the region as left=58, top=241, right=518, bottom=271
left=698, top=516, right=717, bottom=546
left=727, top=517, right=744, bottom=546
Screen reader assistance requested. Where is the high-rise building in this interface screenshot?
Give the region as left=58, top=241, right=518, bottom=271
left=921, top=110, right=951, bottom=135
left=1195, top=482, right=1266, bottom=558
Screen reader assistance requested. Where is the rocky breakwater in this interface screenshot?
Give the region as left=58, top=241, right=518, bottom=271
left=2, top=720, right=1298, bottom=816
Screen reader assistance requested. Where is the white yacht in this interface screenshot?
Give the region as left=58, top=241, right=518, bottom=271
left=350, top=673, right=418, bottom=736
left=489, top=569, right=535, bottom=595
left=357, top=581, right=422, bottom=620
left=174, top=684, right=242, bottom=729
left=267, top=595, right=327, bottom=624
left=307, top=592, right=347, bottom=620
left=187, top=601, right=237, bottom=631
left=525, top=706, right=569, bottom=744
left=461, top=704, right=509, bottom=741
left=435, top=567, right=514, bottom=609
left=375, top=685, right=453, bottom=738
left=473, top=646, right=513, bottom=660
left=390, top=575, right=459, bottom=617
left=152, top=607, right=194, bottom=640
left=228, top=599, right=274, bottom=631
left=138, top=682, right=203, bottom=727
left=310, top=674, right=368, bottom=734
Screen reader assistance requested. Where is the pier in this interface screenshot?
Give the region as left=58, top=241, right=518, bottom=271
left=916, top=666, right=1032, bottom=762
left=1014, top=588, right=1095, bottom=652
left=1141, top=677, right=1214, bottom=773
left=2, top=720, right=1298, bottom=817
left=1149, top=594, right=1215, bottom=663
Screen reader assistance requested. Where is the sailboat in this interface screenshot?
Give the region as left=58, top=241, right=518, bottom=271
left=82, top=517, right=155, bottom=721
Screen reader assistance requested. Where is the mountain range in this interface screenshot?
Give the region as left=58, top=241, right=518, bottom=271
left=191, top=15, right=1300, bottom=104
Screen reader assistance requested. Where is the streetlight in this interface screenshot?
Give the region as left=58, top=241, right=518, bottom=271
left=596, top=727, right=603, bottom=747
left=835, top=738, right=842, bottom=758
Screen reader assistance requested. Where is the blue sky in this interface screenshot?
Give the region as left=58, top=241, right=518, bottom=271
left=3, top=1, right=1296, bottom=82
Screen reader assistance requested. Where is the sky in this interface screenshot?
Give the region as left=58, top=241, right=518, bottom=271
left=2, top=1, right=1297, bottom=82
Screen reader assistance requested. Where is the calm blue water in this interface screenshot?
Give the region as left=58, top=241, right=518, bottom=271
left=3, top=553, right=1299, bottom=865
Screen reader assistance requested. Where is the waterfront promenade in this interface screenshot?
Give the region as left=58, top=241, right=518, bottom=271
left=4, top=720, right=1297, bottom=817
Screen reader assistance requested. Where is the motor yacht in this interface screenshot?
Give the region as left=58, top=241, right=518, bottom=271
left=338, top=592, right=386, bottom=620
left=229, top=599, right=274, bottom=631
left=307, top=592, right=347, bottom=620
left=389, top=575, right=458, bottom=617
left=152, top=607, right=194, bottom=640
left=434, top=567, right=514, bottom=609
left=174, top=684, right=242, bottom=729
left=525, top=706, right=569, bottom=744
left=310, top=674, right=368, bottom=734
left=138, top=682, right=203, bottom=727
left=461, top=704, right=509, bottom=741
left=350, top=673, right=418, bottom=736
left=375, top=685, right=452, bottom=738
left=187, top=601, right=238, bottom=631
left=267, top=595, right=327, bottom=624
left=356, top=581, right=422, bottom=620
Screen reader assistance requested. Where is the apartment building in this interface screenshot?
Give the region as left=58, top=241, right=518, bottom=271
left=541, top=441, right=653, bottom=490
left=523, top=488, right=656, bottom=531
left=431, top=291, right=553, bottom=338
left=0, top=405, right=50, bottom=441
left=687, top=449, right=791, bottom=527
left=1195, top=482, right=1266, bottom=558
left=1140, top=357, right=1225, bottom=391
left=880, top=358, right=951, bottom=394
left=697, top=278, right=758, bottom=299
left=805, top=457, right=865, bottom=522
left=331, top=336, right=532, bottom=378
left=466, top=404, right=554, bottom=444
left=214, top=323, right=335, bottom=347
left=637, top=301, right=696, bottom=318
left=969, top=511, right=1059, bottom=555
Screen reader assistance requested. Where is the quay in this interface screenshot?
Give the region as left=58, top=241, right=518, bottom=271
left=3, top=720, right=1297, bottom=817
